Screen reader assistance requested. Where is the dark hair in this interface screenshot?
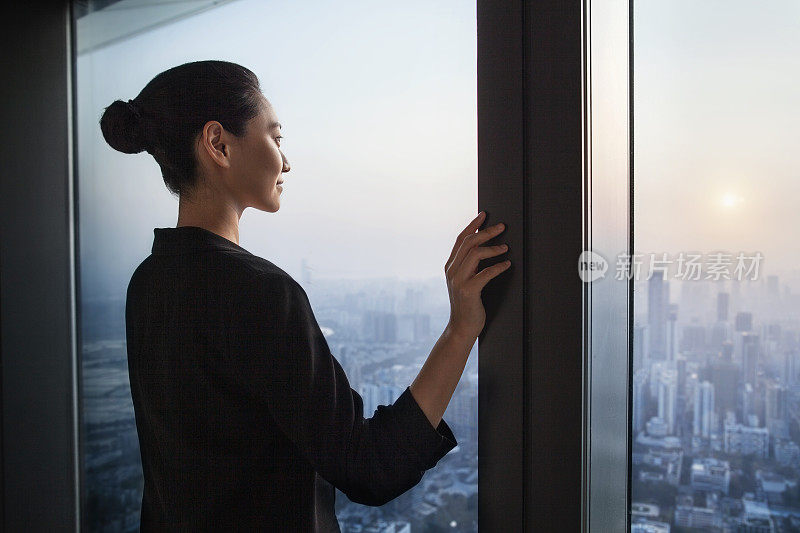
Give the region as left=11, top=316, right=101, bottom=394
left=99, top=60, right=264, bottom=197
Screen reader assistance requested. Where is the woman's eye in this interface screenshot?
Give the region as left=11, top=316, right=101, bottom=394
left=275, top=136, right=283, bottom=145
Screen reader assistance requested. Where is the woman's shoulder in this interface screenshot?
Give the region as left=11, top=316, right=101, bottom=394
left=234, top=252, right=292, bottom=281
left=234, top=254, right=307, bottom=301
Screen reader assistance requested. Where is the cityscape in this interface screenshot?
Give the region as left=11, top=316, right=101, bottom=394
left=631, top=270, right=800, bottom=532
left=80, top=254, right=800, bottom=533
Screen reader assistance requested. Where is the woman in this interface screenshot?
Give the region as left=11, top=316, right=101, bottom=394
left=100, top=60, right=510, bottom=532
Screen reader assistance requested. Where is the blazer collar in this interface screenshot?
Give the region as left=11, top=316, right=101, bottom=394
left=151, top=226, right=252, bottom=255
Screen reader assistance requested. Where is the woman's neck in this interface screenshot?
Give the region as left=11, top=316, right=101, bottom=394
left=177, top=191, right=243, bottom=246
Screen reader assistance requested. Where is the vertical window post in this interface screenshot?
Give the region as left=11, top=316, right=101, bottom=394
left=477, top=0, right=588, bottom=530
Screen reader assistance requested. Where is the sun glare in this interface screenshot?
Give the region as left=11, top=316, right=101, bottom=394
left=721, top=192, right=742, bottom=208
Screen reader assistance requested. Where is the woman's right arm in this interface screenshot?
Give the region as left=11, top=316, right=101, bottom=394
left=410, top=211, right=510, bottom=429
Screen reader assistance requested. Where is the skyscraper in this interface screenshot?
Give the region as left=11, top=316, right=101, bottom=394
left=710, top=361, right=738, bottom=421
left=784, top=350, right=798, bottom=386
left=709, top=321, right=730, bottom=351
left=676, top=356, right=687, bottom=400
left=735, top=312, right=753, bottom=332
left=717, top=292, right=729, bottom=322
left=693, top=381, right=715, bottom=438
left=633, top=323, right=648, bottom=373
left=667, top=303, right=678, bottom=362
left=741, top=383, right=756, bottom=425
left=658, top=368, right=678, bottom=434
left=721, top=341, right=734, bottom=362
left=633, top=368, right=648, bottom=434
left=741, top=332, right=760, bottom=387
left=681, top=322, right=706, bottom=353
left=765, top=382, right=787, bottom=424
left=648, top=271, right=667, bottom=360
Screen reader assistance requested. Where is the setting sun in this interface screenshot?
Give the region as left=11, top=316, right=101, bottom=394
left=721, top=192, right=742, bottom=208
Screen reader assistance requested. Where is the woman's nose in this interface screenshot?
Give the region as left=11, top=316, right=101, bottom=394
left=281, top=151, right=290, bottom=172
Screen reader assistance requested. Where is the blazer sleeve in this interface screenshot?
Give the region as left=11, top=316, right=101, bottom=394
left=235, top=272, right=457, bottom=506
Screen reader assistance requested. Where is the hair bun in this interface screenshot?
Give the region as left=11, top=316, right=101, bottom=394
left=99, top=99, right=146, bottom=154
left=126, top=99, right=143, bottom=121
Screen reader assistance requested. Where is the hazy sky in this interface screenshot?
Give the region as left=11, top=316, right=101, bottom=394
left=634, top=0, right=800, bottom=279
left=78, top=0, right=477, bottom=298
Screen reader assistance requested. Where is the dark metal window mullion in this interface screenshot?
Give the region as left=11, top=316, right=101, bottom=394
left=477, top=0, right=585, bottom=530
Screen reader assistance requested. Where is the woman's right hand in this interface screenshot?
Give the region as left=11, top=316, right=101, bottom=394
left=444, top=211, right=511, bottom=340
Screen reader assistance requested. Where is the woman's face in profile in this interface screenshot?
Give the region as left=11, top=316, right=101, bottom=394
left=233, top=95, right=290, bottom=213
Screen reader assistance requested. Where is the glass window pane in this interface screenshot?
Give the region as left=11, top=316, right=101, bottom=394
left=75, top=1, right=477, bottom=530
left=631, top=2, right=800, bottom=531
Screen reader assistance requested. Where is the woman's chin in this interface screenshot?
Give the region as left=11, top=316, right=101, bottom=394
left=251, top=194, right=280, bottom=213
left=265, top=196, right=280, bottom=212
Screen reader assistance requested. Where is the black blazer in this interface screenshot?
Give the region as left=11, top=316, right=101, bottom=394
left=124, top=226, right=457, bottom=531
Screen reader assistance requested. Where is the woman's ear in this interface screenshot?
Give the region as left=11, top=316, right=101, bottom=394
left=198, top=121, right=231, bottom=169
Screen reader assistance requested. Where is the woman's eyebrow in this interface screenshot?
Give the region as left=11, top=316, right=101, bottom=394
left=269, top=121, right=282, bottom=130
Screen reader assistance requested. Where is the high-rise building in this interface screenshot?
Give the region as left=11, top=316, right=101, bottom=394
left=693, top=381, right=715, bottom=438
left=720, top=341, right=734, bottom=362
left=633, top=323, right=648, bottom=372
left=362, top=311, right=397, bottom=342
left=710, top=361, right=738, bottom=420
left=667, top=304, right=678, bottom=361
left=633, top=368, right=648, bottom=434
left=676, top=356, right=687, bottom=400
left=681, top=323, right=706, bottom=353
left=741, top=332, right=760, bottom=386
left=784, top=350, right=798, bottom=386
left=648, top=361, right=666, bottom=401
left=735, top=312, right=753, bottom=332
left=648, top=271, right=667, bottom=360
left=709, top=321, right=730, bottom=351
left=658, top=369, right=677, bottom=434
left=741, top=382, right=756, bottom=424
left=717, top=292, right=729, bottom=321
left=765, top=382, right=787, bottom=423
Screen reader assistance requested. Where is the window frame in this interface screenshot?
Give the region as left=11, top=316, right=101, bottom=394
left=583, top=0, right=633, bottom=530
left=476, top=0, right=631, bottom=530
left=1, top=1, right=81, bottom=531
